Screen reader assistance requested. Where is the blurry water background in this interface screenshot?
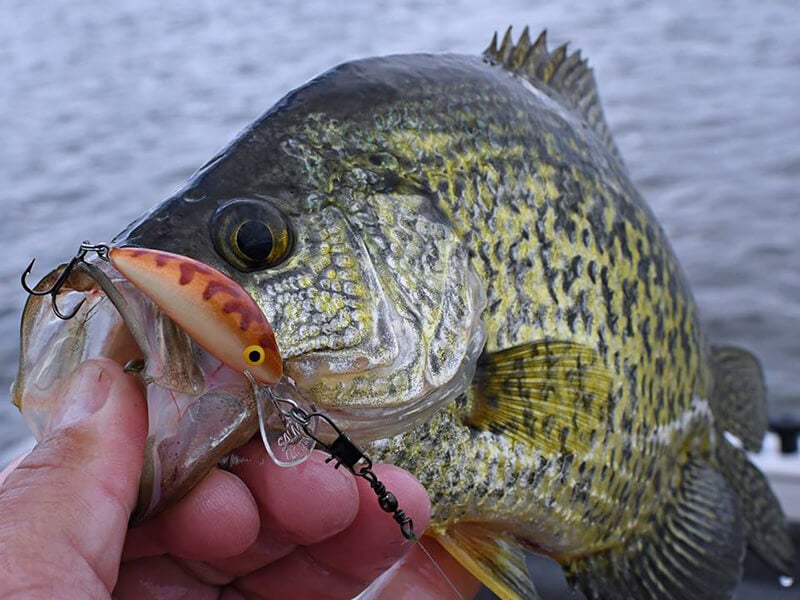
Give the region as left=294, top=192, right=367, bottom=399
left=0, top=0, right=798, bottom=594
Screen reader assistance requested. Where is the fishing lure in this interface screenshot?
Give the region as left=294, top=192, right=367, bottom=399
left=22, top=242, right=282, bottom=385
left=107, top=246, right=283, bottom=386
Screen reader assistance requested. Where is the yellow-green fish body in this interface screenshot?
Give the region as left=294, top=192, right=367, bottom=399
left=13, top=27, right=794, bottom=599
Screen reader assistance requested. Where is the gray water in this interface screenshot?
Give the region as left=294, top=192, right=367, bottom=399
left=1, top=0, right=798, bottom=597
left=1, top=1, right=798, bottom=465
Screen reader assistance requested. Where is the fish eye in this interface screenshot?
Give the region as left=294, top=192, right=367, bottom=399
left=211, top=198, right=293, bottom=271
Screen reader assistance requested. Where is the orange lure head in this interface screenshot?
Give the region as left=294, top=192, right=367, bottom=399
left=108, top=246, right=282, bottom=385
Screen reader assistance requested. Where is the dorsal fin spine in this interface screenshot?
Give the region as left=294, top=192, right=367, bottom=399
left=499, top=27, right=514, bottom=62
left=485, top=31, right=498, bottom=56
left=509, top=26, right=530, bottom=67
left=483, top=26, right=623, bottom=165
left=531, top=29, right=547, bottom=58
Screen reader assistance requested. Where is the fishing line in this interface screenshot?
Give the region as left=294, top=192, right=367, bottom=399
left=416, top=537, right=466, bottom=600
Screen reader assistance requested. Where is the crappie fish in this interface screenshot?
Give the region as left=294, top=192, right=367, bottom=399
left=13, top=27, right=794, bottom=599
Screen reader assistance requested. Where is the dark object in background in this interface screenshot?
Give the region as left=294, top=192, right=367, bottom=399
left=771, top=420, right=800, bottom=454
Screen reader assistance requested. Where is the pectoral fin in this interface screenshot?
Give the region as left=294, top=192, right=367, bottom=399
left=467, top=340, right=612, bottom=454
left=430, top=524, right=540, bottom=600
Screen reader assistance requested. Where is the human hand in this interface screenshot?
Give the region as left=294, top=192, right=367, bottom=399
left=0, top=359, right=481, bottom=598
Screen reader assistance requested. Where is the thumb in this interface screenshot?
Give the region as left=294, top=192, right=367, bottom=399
left=0, top=359, right=147, bottom=597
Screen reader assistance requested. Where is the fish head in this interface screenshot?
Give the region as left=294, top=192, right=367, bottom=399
left=12, top=58, right=487, bottom=519
left=119, top=163, right=488, bottom=440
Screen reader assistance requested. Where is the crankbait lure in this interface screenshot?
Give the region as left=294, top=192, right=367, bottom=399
left=23, top=242, right=282, bottom=385
left=107, top=246, right=282, bottom=385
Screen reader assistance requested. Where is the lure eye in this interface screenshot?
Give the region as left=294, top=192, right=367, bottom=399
left=211, top=198, right=293, bottom=272
left=243, top=344, right=266, bottom=367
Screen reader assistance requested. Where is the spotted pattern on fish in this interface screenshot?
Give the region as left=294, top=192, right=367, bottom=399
left=263, top=57, right=716, bottom=552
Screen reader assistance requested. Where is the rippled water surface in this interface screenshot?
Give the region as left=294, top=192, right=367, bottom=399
left=1, top=0, right=798, bottom=465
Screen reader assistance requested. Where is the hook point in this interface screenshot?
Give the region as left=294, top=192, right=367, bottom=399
left=20, top=258, right=46, bottom=295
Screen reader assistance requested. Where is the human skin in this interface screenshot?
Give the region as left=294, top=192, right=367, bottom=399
left=0, top=359, right=481, bottom=599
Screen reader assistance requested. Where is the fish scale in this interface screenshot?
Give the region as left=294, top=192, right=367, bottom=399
left=356, top=77, right=709, bottom=517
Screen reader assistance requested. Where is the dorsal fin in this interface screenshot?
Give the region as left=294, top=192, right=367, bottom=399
left=484, top=26, right=623, bottom=164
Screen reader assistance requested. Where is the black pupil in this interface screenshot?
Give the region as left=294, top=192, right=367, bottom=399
left=249, top=349, right=262, bottom=362
left=236, top=220, right=274, bottom=262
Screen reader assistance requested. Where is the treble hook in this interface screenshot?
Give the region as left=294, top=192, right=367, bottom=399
left=21, top=241, right=111, bottom=320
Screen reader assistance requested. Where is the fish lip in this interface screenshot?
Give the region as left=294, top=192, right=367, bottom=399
left=77, top=257, right=211, bottom=394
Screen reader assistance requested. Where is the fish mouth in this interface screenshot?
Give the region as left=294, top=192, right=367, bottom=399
left=12, top=255, right=272, bottom=521
left=13, top=245, right=487, bottom=520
